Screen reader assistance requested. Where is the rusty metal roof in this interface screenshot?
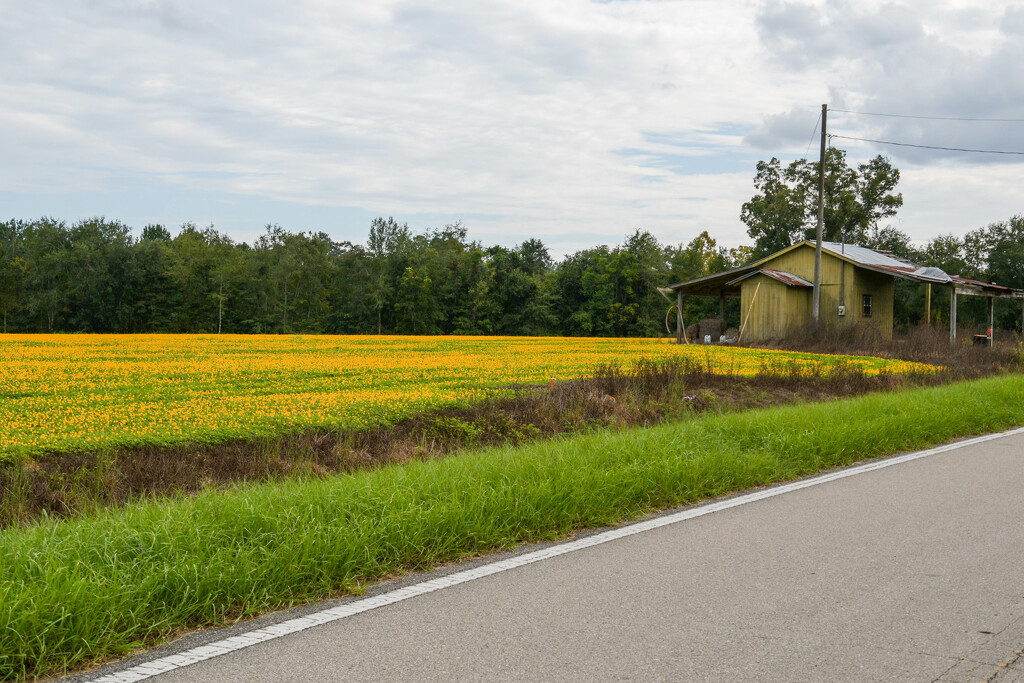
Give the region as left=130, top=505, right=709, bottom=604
left=664, top=264, right=754, bottom=295
left=727, top=268, right=813, bottom=288
left=949, top=275, right=1019, bottom=294
left=764, top=269, right=813, bottom=287
left=817, top=241, right=951, bottom=284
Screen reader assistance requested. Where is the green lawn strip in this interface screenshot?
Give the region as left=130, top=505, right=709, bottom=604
left=3, top=373, right=1024, bottom=680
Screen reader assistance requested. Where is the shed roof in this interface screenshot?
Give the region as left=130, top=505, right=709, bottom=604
left=815, top=241, right=950, bottom=284
left=663, top=264, right=755, bottom=296
left=665, top=240, right=952, bottom=294
left=727, top=268, right=813, bottom=288
left=665, top=240, right=1024, bottom=298
left=949, top=275, right=1023, bottom=297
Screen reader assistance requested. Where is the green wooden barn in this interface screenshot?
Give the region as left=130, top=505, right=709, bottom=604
left=664, top=240, right=1022, bottom=344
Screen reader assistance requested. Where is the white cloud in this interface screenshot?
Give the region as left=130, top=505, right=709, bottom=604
left=896, top=162, right=1024, bottom=243
left=750, top=1, right=1024, bottom=158
left=1, top=0, right=1021, bottom=252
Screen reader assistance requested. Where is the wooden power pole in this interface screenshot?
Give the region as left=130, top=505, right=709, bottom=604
left=812, top=104, right=827, bottom=326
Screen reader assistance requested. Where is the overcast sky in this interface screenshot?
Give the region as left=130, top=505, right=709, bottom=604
left=3, top=0, right=1023, bottom=255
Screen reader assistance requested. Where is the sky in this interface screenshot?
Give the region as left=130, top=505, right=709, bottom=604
left=3, top=0, right=1023, bottom=256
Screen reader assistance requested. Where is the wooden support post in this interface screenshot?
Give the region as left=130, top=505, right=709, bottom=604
left=676, top=290, right=683, bottom=344
left=738, top=282, right=761, bottom=343
left=719, top=292, right=726, bottom=320
left=925, top=283, right=931, bottom=326
left=812, top=103, right=827, bottom=326
left=950, top=288, right=958, bottom=346
left=988, top=296, right=995, bottom=346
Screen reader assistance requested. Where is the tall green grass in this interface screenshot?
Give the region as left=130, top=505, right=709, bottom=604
left=3, top=373, right=1024, bottom=681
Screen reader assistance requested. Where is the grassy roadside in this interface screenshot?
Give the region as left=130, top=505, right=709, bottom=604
left=4, top=372, right=1024, bottom=680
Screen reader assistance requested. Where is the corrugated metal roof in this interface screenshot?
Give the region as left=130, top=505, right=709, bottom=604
left=764, top=269, right=813, bottom=287
left=818, top=241, right=905, bottom=267
left=666, top=240, right=1024, bottom=299
left=950, top=275, right=1017, bottom=293
left=664, top=264, right=754, bottom=294
left=817, top=241, right=951, bottom=283
left=727, top=268, right=813, bottom=288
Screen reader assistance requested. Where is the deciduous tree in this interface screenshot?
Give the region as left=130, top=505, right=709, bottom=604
left=741, top=149, right=903, bottom=257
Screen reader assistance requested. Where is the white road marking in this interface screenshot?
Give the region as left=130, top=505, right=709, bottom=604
left=86, top=426, right=1024, bottom=682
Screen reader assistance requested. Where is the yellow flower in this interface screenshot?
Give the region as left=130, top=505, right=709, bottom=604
left=0, top=333, right=934, bottom=459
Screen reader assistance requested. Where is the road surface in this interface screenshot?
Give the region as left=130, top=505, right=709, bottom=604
left=84, top=429, right=1024, bottom=682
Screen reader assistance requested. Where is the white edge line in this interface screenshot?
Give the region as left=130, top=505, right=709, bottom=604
left=85, top=426, right=1024, bottom=682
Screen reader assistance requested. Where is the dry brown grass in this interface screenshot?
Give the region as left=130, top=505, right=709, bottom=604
left=754, top=323, right=1022, bottom=379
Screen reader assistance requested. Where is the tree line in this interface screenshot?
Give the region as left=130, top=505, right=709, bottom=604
left=2, top=148, right=1021, bottom=336
left=0, top=217, right=746, bottom=336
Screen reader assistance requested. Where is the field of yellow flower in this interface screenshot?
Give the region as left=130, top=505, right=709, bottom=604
left=0, top=334, right=931, bottom=460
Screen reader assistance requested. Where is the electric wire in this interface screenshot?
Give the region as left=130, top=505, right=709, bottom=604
left=828, top=133, right=1024, bottom=156
left=830, top=108, right=1024, bottom=123
left=804, top=112, right=821, bottom=158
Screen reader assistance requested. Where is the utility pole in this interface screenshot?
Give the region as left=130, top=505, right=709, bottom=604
left=812, top=103, right=827, bottom=326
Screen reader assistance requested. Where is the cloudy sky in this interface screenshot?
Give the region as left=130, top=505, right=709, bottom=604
left=3, top=0, right=1023, bottom=255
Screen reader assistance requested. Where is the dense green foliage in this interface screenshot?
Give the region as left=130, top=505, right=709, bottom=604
left=868, top=214, right=1024, bottom=330
left=3, top=372, right=1024, bottom=680
left=0, top=218, right=743, bottom=336
left=740, top=148, right=904, bottom=259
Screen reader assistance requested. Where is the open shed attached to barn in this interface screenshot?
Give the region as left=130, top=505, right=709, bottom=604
left=664, top=240, right=1024, bottom=344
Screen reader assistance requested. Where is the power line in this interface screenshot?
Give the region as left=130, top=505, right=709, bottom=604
left=804, top=112, right=822, bottom=158
left=829, top=133, right=1024, bottom=156
left=830, top=108, right=1024, bottom=123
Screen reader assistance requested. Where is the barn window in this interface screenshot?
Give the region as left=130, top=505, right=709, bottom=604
left=862, top=294, right=873, bottom=317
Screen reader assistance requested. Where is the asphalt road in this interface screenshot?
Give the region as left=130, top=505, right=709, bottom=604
left=88, top=430, right=1024, bottom=682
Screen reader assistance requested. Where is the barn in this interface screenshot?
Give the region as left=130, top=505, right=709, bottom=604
left=664, top=240, right=1023, bottom=344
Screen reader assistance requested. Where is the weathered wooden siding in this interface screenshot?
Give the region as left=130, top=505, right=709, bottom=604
left=740, top=273, right=811, bottom=341
left=738, top=243, right=894, bottom=340
left=851, top=268, right=895, bottom=337
left=762, top=245, right=823, bottom=283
